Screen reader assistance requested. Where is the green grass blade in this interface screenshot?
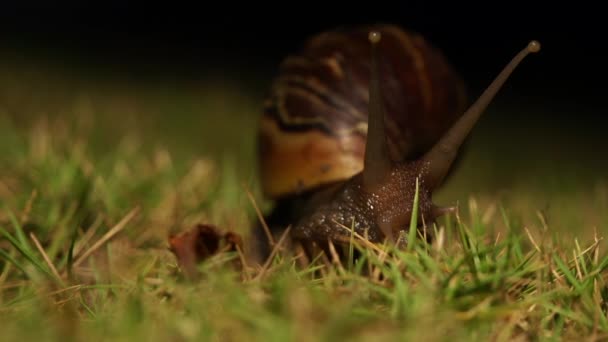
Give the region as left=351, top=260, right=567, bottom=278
left=553, top=254, right=584, bottom=293
left=348, top=218, right=355, bottom=271
left=406, top=177, right=420, bottom=252
left=66, top=226, right=78, bottom=279
left=6, top=209, right=32, bottom=253
left=0, top=248, right=29, bottom=278
left=0, top=226, right=54, bottom=280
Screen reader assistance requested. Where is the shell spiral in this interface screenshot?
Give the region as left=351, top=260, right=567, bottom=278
left=258, top=24, right=468, bottom=200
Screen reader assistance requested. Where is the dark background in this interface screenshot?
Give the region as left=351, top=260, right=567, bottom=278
left=0, top=5, right=603, bottom=87
left=0, top=3, right=604, bottom=123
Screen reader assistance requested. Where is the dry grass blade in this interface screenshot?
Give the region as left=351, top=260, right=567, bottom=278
left=44, top=284, right=83, bottom=297
left=573, top=249, right=583, bottom=280
left=494, top=231, right=502, bottom=247
left=536, top=210, right=549, bottom=232
left=235, top=244, right=252, bottom=281
left=333, top=219, right=385, bottom=254
left=243, top=184, right=275, bottom=247
left=327, top=239, right=345, bottom=274
left=20, top=189, right=37, bottom=223
left=594, top=228, right=600, bottom=265
left=371, top=250, right=389, bottom=283
left=72, top=206, right=140, bottom=268
left=0, top=257, right=12, bottom=285
left=254, top=226, right=291, bottom=281
left=434, top=227, right=445, bottom=252
left=0, top=281, right=28, bottom=291
left=29, top=232, right=61, bottom=281
left=293, top=243, right=311, bottom=269
left=525, top=227, right=541, bottom=253
left=72, top=214, right=104, bottom=258
left=571, top=237, right=603, bottom=264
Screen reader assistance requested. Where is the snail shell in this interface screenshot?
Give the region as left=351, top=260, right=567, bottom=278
left=258, top=24, right=468, bottom=200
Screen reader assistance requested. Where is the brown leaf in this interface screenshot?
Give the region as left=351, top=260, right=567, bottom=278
left=169, top=224, right=243, bottom=279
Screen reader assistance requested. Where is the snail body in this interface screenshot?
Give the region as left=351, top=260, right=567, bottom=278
left=255, top=24, right=540, bottom=260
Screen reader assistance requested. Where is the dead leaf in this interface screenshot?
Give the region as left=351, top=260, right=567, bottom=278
left=169, top=224, right=243, bottom=279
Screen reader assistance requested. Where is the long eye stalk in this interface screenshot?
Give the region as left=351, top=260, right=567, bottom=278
left=423, top=40, right=541, bottom=189
left=362, top=31, right=393, bottom=190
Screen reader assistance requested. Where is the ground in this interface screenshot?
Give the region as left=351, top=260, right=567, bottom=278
left=0, top=58, right=607, bottom=341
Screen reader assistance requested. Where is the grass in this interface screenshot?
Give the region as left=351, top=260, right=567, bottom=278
left=0, top=60, right=607, bottom=341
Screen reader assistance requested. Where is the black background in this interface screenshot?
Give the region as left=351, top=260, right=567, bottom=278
left=0, top=2, right=604, bottom=114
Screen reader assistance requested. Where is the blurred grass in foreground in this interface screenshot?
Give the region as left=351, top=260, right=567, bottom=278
left=0, top=59, right=607, bottom=341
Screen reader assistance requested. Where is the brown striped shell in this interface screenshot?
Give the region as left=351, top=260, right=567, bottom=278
left=258, top=24, right=468, bottom=200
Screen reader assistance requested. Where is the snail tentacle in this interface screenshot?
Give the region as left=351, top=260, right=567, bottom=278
left=422, top=40, right=541, bottom=189
left=363, top=31, right=393, bottom=191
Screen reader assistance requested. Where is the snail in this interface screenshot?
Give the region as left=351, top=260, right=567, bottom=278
left=253, top=24, right=540, bottom=261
